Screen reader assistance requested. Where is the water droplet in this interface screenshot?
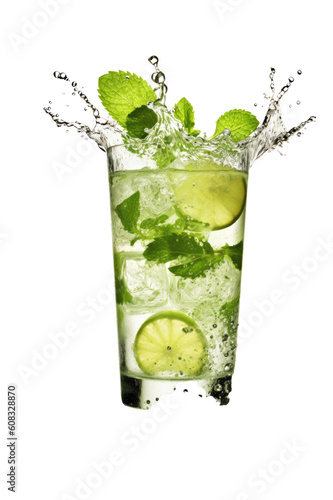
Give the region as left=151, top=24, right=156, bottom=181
left=183, top=327, right=193, bottom=333
left=148, top=55, right=159, bottom=66
left=214, top=384, right=222, bottom=392
left=155, top=397, right=159, bottom=401
left=167, top=346, right=171, bottom=350
left=288, top=77, right=294, bottom=83
left=224, top=363, right=232, bottom=371
left=289, top=104, right=292, bottom=108
left=49, top=101, right=52, bottom=104
left=192, top=183, right=195, bottom=186
left=222, top=334, right=228, bottom=342
left=146, top=400, right=150, bottom=404
left=297, top=132, right=302, bottom=137
left=183, top=389, right=188, bottom=393
left=72, top=81, right=77, bottom=87
left=53, top=71, right=60, bottom=78
left=254, top=103, right=257, bottom=107
left=222, top=128, right=231, bottom=136
left=125, top=75, right=130, bottom=80
left=296, top=100, right=301, bottom=105
left=72, top=92, right=75, bottom=96
left=212, top=324, right=217, bottom=328
left=297, top=70, right=302, bottom=75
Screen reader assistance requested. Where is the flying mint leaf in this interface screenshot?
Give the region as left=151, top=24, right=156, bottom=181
left=115, top=191, right=140, bottom=234
left=174, top=97, right=196, bottom=134
left=98, top=71, right=157, bottom=128
left=169, top=255, right=223, bottom=279
left=222, top=241, right=243, bottom=270
left=211, top=109, right=259, bottom=142
left=143, top=234, right=213, bottom=264
left=125, top=105, right=158, bottom=139
left=140, top=214, right=169, bottom=230
left=220, top=297, right=240, bottom=337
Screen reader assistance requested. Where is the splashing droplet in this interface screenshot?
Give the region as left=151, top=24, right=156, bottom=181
left=296, top=100, right=301, bottom=105
left=297, top=70, right=302, bottom=75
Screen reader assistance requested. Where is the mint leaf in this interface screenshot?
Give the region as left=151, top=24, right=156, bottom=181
left=169, top=241, right=243, bottom=279
left=222, top=241, right=243, bottom=270
left=140, top=214, right=169, bottom=230
left=143, top=234, right=213, bottom=264
left=169, top=255, right=223, bottom=279
left=115, top=191, right=140, bottom=234
left=174, top=97, right=195, bottom=133
left=98, top=71, right=157, bottom=128
left=211, top=109, right=259, bottom=142
left=126, top=105, right=158, bottom=139
left=220, top=297, right=240, bottom=337
left=113, top=253, right=133, bottom=304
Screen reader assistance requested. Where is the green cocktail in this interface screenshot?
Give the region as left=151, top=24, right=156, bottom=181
left=44, top=55, right=315, bottom=409
left=109, top=154, right=247, bottom=408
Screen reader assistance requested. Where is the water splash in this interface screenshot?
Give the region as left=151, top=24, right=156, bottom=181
left=43, top=71, right=121, bottom=151
left=44, top=60, right=315, bottom=168
left=148, top=55, right=168, bottom=105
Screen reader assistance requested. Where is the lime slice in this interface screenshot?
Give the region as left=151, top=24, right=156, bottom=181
left=173, top=164, right=246, bottom=230
left=134, top=311, right=207, bottom=376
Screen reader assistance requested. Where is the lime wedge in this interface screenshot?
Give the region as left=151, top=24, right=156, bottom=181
left=134, top=311, right=207, bottom=376
left=173, top=165, right=246, bottom=230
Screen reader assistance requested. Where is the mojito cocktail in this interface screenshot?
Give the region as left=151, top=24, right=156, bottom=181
left=44, top=55, right=315, bottom=409
left=109, top=156, right=247, bottom=408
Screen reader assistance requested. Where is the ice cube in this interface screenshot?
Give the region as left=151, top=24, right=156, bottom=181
left=170, top=258, right=241, bottom=307
left=121, top=255, right=168, bottom=312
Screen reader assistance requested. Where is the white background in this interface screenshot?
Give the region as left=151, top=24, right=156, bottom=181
left=1, top=1, right=332, bottom=499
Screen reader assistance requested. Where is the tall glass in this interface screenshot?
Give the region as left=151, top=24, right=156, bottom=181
left=108, top=145, right=248, bottom=409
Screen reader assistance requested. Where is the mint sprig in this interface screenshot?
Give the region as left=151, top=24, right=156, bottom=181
left=98, top=66, right=259, bottom=142
left=143, top=234, right=213, bottom=264
left=174, top=97, right=200, bottom=136
left=211, top=109, right=259, bottom=142
left=144, top=233, right=243, bottom=279
left=168, top=240, right=243, bottom=279
left=98, top=71, right=157, bottom=128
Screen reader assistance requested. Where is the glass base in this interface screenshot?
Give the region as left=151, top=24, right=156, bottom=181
left=120, top=373, right=232, bottom=409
